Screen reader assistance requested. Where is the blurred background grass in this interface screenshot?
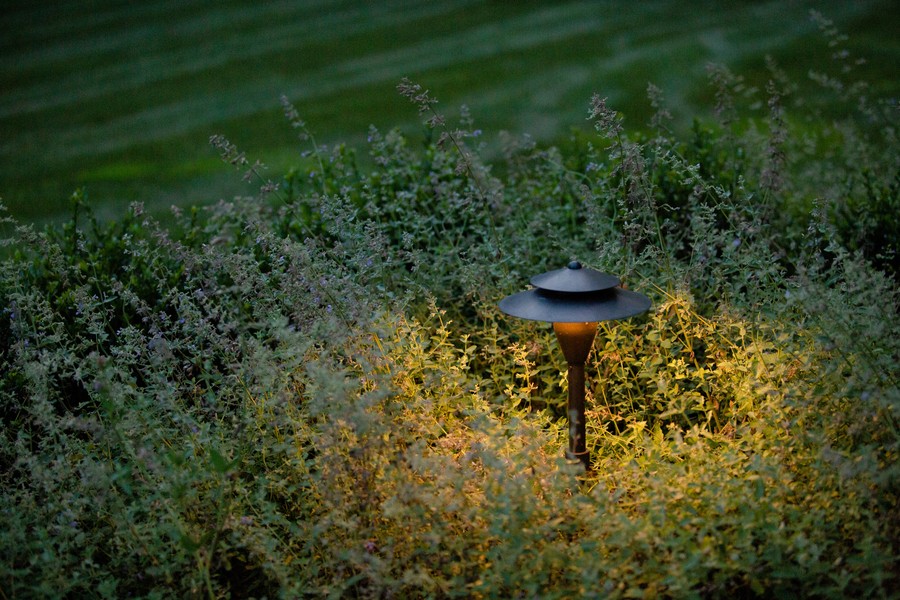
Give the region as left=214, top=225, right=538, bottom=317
left=2, top=0, right=898, bottom=227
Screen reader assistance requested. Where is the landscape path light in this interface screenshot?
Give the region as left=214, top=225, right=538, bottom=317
left=499, top=261, right=651, bottom=469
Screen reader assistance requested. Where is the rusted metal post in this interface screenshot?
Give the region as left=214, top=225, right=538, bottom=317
left=554, top=321, right=597, bottom=468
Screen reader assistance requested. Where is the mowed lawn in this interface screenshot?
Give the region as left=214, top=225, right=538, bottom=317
left=1, top=0, right=898, bottom=226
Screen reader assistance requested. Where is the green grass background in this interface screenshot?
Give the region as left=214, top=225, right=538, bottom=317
left=2, top=0, right=898, bottom=226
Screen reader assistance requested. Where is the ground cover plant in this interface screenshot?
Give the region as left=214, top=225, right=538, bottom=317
left=1, top=13, right=899, bottom=599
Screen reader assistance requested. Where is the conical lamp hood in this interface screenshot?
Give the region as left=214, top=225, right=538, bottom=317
left=499, top=261, right=651, bottom=323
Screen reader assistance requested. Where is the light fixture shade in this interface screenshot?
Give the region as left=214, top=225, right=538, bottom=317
left=530, top=262, right=620, bottom=293
left=499, top=261, right=651, bottom=323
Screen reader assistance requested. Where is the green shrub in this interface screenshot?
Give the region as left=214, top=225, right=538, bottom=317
left=1, top=17, right=898, bottom=597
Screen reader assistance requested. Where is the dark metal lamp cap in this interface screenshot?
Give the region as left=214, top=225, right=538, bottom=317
left=499, top=261, right=651, bottom=323
left=530, top=260, right=620, bottom=293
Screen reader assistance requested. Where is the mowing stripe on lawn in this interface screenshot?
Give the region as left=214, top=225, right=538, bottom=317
left=0, top=1, right=481, bottom=118
left=0, top=0, right=896, bottom=225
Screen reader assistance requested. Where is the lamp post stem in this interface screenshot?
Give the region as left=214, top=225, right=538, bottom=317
left=567, top=362, right=589, bottom=468
left=553, top=322, right=597, bottom=471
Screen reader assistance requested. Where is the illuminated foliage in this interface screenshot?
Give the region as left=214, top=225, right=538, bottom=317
left=1, top=25, right=898, bottom=598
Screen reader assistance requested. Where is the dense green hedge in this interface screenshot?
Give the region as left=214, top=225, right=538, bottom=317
left=1, top=53, right=898, bottom=598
